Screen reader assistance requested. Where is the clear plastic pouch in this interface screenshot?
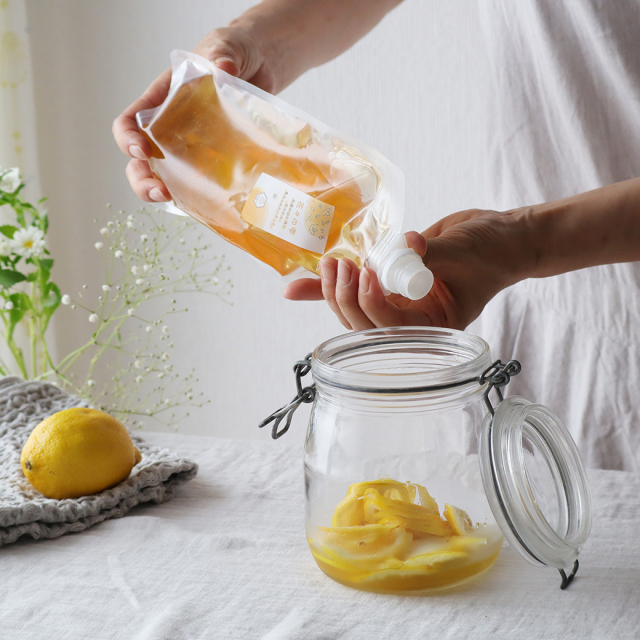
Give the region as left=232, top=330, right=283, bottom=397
left=137, top=50, right=432, bottom=299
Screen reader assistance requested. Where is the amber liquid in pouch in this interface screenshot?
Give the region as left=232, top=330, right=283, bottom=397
left=137, top=51, right=433, bottom=299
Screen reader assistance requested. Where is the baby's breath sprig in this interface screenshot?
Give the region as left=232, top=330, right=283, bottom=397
left=0, top=168, right=231, bottom=429
left=51, top=205, right=231, bottom=429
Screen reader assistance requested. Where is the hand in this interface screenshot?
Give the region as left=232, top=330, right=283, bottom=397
left=283, top=209, right=533, bottom=331
left=112, top=27, right=277, bottom=203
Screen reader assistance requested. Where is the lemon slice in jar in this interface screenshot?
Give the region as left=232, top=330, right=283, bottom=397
left=443, top=504, right=474, bottom=535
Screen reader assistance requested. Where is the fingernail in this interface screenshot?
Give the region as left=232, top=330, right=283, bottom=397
left=149, top=187, right=168, bottom=202
left=214, top=57, right=236, bottom=71
left=359, top=268, right=370, bottom=294
left=337, top=260, right=351, bottom=286
left=320, top=260, right=336, bottom=285
left=129, top=144, right=146, bottom=160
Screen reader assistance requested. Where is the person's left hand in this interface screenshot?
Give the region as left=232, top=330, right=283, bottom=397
left=283, top=209, right=533, bottom=331
left=283, top=232, right=441, bottom=330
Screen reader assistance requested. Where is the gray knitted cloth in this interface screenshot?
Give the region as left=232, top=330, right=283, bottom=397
left=0, top=377, right=198, bottom=546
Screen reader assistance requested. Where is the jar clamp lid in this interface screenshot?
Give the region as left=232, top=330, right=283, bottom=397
left=260, top=347, right=592, bottom=591
left=478, top=366, right=592, bottom=588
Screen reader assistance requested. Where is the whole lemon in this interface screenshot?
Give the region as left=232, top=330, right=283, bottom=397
left=20, top=408, right=142, bottom=499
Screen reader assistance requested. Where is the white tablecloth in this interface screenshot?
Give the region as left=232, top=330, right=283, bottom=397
left=1, top=432, right=638, bottom=640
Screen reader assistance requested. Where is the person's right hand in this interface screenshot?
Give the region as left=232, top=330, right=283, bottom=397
left=112, top=27, right=278, bottom=203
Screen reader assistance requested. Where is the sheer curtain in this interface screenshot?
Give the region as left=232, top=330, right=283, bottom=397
left=0, top=0, right=45, bottom=372
left=0, top=0, right=38, bottom=196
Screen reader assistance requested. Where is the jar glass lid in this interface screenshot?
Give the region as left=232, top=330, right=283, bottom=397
left=479, top=396, right=592, bottom=571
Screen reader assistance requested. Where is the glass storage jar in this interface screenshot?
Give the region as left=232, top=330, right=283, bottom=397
left=262, top=327, right=592, bottom=594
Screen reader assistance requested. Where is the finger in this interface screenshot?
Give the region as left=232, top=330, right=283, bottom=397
left=405, top=231, right=426, bottom=257
left=282, top=278, right=323, bottom=301
left=125, top=159, right=170, bottom=202
left=358, top=268, right=407, bottom=327
left=335, top=259, right=376, bottom=331
left=320, top=257, right=352, bottom=330
left=113, top=68, right=172, bottom=159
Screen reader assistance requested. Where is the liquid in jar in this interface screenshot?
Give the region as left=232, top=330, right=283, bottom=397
left=307, top=478, right=503, bottom=594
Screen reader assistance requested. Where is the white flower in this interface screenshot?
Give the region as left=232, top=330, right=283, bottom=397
left=100, top=227, right=109, bottom=237
left=161, top=352, right=169, bottom=361
left=87, top=379, right=95, bottom=387
left=88, top=313, right=99, bottom=323
left=95, top=242, right=104, bottom=250
left=4, top=300, right=13, bottom=311
left=187, top=393, right=194, bottom=401
left=179, top=238, right=185, bottom=245
left=135, top=375, right=143, bottom=383
left=164, top=398, right=171, bottom=405
left=0, top=167, right=21, bottom=193
left=143, top=263, right=154, bottom=272
left=145, top=326, right=152, bottom=333
left=102, top=284, right=111, bottom=292
left=115, top=250, right=123, bottom=258
left=126, top=220, right=135, bottom=229
left=127, top=308, right=135, bottom=316
left=107, top=221, right=114, bottom=229
left=131, top=266, right=140, bottom=275
left=134, top=360, right=143, bottom=369
left=61, top=294, right=71, bottom=305
left=140, top=234, right=148, bottom=243
left=157, top=372, right=165, bottom=379
left=0, top=240, right=11, bottom=257
left=161, top=326, right=169, bottom=334
left=10, top=226, right=45, bottom=258
left=135, top=278, right=144, bottom=286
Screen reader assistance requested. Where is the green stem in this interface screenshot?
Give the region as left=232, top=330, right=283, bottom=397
left=29, top=318, right=36, bottom=379
left=7, top=336, right=27, bottom=379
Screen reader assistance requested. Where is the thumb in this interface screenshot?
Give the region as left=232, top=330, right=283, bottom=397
left=195, top=28, right=276, bottom=91
left=213, top=55, right=240, bottom=77
left=198, top=29, right=264, bottom=82
left=405, top=231, right=427, bottom=257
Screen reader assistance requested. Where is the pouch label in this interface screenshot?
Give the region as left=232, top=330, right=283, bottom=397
left=241, top=173, right=334, bottom=255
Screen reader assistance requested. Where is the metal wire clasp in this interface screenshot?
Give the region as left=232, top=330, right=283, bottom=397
left=259, top=353, right=316, bottom=439
left=479, top=359, right=522, bottom=416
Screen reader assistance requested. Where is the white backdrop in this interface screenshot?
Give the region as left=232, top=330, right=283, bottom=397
left=24, top=0, right=491, bottom=443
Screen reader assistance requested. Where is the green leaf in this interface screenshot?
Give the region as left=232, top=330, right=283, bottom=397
left=38, top=258, right=53, bottom=271
left=26, top=272, right=38, bottom=282
left=7, top=308, right=24, bottom=339
left=43, top=282, right=61, bottom=308
left=0, top=225, right=18, bottom=239
left=0, top=269, right=26, bottom=288
left=43, top=282, right=61, bottom=330
left=7, top=293, right=30, bottom=339
left=42, top=212, right=49, bottom=234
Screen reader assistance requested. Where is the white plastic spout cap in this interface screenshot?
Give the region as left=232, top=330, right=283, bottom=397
left=379, top=248, right=434, bottom=300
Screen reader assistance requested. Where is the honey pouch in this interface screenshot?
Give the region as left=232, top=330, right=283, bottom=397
left=136, top=50, right=432, bottom=299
